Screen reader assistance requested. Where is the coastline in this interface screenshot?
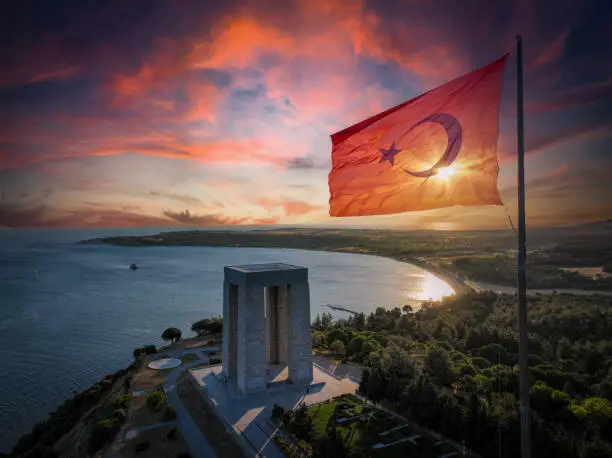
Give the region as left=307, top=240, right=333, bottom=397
left=85, top=228, right=612, bottom=296
left=85, top=232, right=472, bottom=296
left=7, top=229, right=611, bottom=455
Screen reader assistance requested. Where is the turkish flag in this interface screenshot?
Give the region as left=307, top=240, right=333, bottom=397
left=328, top=54, right=508, bottom=217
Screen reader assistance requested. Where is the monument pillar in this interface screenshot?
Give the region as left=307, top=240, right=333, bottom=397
left=237, top=282, right=267, bottom=394
left=287, top=281, right=314, bottom=384
left=222, top=280, right=238, bottom=379
left=223, top=263, right=313, bottom=395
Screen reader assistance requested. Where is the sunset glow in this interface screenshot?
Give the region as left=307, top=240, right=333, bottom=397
left=434, top=165, right=459, bottom=181
left=0, top=1, right=610, bottom=229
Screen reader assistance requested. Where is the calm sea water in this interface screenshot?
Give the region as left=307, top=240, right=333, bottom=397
left=0, top=228, right=452, bottom=452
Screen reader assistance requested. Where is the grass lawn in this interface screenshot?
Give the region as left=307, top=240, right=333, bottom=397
left=287, top=395, right=461, bottom=458
left=181, top=353, right=200, bottom=363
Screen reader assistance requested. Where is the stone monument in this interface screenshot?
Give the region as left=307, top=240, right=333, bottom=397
left=222, top=263, right=313, bottom=395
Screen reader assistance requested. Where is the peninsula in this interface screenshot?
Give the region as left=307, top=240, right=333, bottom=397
left=85, top=224, right=612, bottom=291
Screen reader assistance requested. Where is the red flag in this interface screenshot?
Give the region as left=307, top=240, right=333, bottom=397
left=328, top=55, right=508, bottom=217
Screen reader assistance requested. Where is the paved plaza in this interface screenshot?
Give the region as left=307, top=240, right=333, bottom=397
left=189, top=364, right=358, bottom=457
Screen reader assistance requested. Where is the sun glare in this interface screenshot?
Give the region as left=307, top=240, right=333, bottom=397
left=407, top=272, right=455, bottom=302
left=434, top=164, right=458, bottom=181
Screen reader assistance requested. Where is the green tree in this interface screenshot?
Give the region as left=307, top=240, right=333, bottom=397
left=311, top=331, right=326, bottom=348
left=424, top=345, right=456, bottom=386
left=366, top=368, right=386, bottom=402
left=191, top=317, right=222, bottom=336
left=313, top=425, right=346, bottom=457
left=346, top=336, right=364, bottom=359
left=330, top=340, right=345, bottom=356
left=326, top=328, right=349, bottom=346
left=133, top=345, right=157, bottom=358
left=271, top=404, right=285, bottom=421
left=320, top=313, right=333, bottom=329
left=146, top=391, right=166, bottom=411
left=88, top=418, right=120, bottom=453
left=354, top=313, right=366, bottom=330
left=290, top=402, right=313, bottom=442
left=478, top=343, right=509, bottom=365
left=161, top=327, right=182, bottom=343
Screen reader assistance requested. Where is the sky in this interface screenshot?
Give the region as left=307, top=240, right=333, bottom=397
left=0, top=0, right=611, bottom=230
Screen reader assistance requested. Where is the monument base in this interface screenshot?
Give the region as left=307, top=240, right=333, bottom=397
left=190, top=363, right=358, bottom=456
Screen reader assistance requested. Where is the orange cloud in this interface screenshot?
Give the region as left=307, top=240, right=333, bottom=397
left=255, top=197, right=322, bottom=217
left=529, top=27, right=572, bottom=70
left=190, top=0, right=465, bottom=121
left=0, top=204, right=279, bottom=228
left=163, top=209, right=278, bottom=226
left=30, top=66, right=80, bottom=83
left=0, top=205, right=170, bottom=228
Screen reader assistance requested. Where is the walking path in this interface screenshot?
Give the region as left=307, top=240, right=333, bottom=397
left=125, top=420, right=176, bottom=434
left=163, top=353, right=217, bottom=458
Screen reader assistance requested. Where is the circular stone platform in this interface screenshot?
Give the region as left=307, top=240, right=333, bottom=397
left=148, top=357, right=182, bottom=370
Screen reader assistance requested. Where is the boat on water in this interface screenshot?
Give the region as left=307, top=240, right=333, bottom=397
left=129, top=263, right=138, bottom=270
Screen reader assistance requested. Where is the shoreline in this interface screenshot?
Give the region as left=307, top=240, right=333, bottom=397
left=86, top=230, right=612, bottom=297
left=85, top=234, right=472, bottom=296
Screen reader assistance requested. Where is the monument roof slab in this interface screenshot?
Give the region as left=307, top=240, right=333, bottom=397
left=224, top=263, right=308, bottom=285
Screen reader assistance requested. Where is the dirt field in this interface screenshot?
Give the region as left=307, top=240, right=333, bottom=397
left=130, top=366, right=169, bottom=391
left=118, top=425, right=189, bottom=458
left=562, top=266, right=612, bottom=278
left=125, top=395, right=168, bottom=429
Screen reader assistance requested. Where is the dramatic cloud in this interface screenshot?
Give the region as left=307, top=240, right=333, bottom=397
left=254, top=198, right=322, bottom=217
left=149, top=190, right=204, bottom=206
left=0, top=205, right=172, bottom=228
left=1, top=0, right=610, bottom=228
left=163, top=209, right=278, bottom=226
left=529, top=26, right=573, bottom=70
left=286, top=156, right=316, bottom=170
left=528, top=78, right=612, bottom=113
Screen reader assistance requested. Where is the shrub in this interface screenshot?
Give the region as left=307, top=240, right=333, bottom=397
left=112, top=408, right=127, bottom=421
left=330, top=340, right=345, bottom=355
left=145, top=390, right=166, bottom=412
left=272, top=404, right=285, bottom=420
left=161, top=327, right=182, bottom=343
left=88, top=418, right=119, bottom=453
left=191, top=317, right=222, bottom=336
left=471, top=356, right=490, bottom=369
left=133, top=345, right=157, bottom=358
left=117, top=394, right=132, bottom=409
left=457, top=363, right=476, bottom=376
left=163, top=405, right=177, bottom=421
left=167, top=428, right=179, bottom=440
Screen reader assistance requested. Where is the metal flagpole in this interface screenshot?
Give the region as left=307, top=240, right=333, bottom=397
left=515, top=35, right=531, bottom=458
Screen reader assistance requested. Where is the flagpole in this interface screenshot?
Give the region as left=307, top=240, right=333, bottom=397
left=516, top=35, right=531, bottom=458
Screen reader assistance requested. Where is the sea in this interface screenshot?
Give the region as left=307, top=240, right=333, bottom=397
left=0, top=227, right=453, bottom=452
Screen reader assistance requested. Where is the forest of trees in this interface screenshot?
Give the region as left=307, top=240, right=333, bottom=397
left=446, top=255, right=612, bottom=290
left=311, top=292, right=612, bottom=458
